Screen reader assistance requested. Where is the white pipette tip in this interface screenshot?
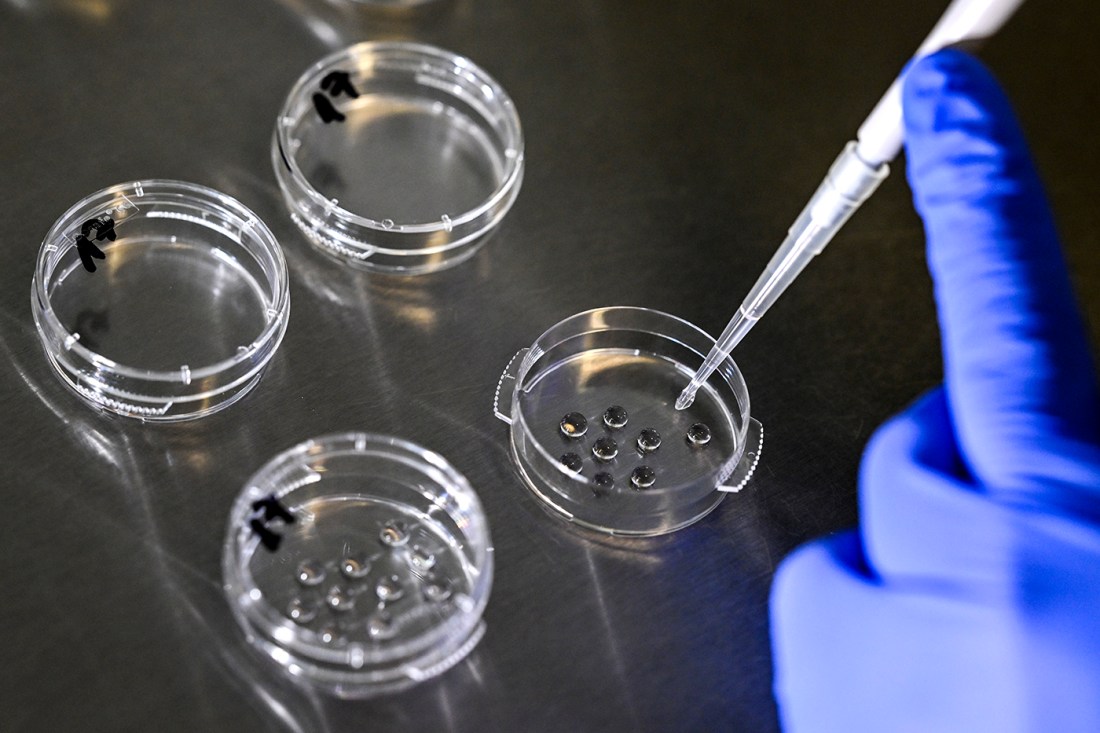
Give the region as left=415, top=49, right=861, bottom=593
left=674, top=386, right=697, bottom=411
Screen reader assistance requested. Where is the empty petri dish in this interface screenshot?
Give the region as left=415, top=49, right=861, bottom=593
left=493, top=307, right=763, bottom=536
left=31, top=180, right=289, bottom=421
left=222, top=433, right=493, bottom=697
left=272, top=42, right=524, bottom=274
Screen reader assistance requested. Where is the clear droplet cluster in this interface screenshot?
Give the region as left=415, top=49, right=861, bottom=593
left=281, top=517, right=460, bottom=647
left=555, top=405, right=715, bottom=495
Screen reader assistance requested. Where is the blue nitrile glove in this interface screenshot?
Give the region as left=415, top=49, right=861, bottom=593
left=769, top=49, right=1100, bottom=733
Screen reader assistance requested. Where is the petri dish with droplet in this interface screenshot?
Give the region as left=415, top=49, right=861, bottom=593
left=222, top=433, right=493, bottom=698
left=493, top=307, right=763, bottom=536
left=31, top=180, right=289, bottom=421
left=272, top=42, right=524, bottom=274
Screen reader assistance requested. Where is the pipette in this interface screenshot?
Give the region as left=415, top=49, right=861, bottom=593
left=675, top=0, right=1026, bottom=411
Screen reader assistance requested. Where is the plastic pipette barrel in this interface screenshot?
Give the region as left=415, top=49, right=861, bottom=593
left=675, top=0, right=1026, bottom=411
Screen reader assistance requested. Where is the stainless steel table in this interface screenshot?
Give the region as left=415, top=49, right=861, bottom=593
left=4, top=1, right=1099, bottom=731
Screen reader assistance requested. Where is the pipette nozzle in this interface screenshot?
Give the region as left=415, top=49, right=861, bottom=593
left=674, top=387, right=696, bottom=411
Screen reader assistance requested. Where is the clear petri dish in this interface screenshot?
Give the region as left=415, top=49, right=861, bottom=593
left=31, top=180, right=290, bottom=421
left=272, top=42, right=524, bottom=274
left=493, top=307, right=763, bottom=536
left=222, top=433, right=493, bottom=698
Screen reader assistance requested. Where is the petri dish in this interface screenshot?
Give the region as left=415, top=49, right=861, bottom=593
left=222, top=433, right=493, bottom=697
left=272, top=42, right=524, bottom=274
left=31, top=180, right=290, bottom=421
left=493, top=307, right=763, bottom=536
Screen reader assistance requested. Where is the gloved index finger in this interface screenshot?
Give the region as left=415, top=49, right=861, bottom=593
left=902, top=49, right=1100, bottom=497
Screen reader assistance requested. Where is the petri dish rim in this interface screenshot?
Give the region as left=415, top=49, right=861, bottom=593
left=223, top=432, right=493, bottom=680
left=32, top=179, right=290, bottom=385
left=274, top=41, right=524, bottom=241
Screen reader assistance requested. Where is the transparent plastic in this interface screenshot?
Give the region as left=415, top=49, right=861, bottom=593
left=31, top=180, right=290, bottom=421
left=273, top=42, right=524, bottom=274
left=676, top=143, right=887, bottom=409
left=223, top=433, right=493, bottom=698
left=494, top=307, right=763, bottom=536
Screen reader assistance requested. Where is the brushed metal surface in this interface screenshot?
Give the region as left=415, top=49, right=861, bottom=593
left=3, top=1, right=1098, bottom=731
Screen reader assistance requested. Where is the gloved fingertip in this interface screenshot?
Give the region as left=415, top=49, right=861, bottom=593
left=902, top=49, right=1007, bottom=136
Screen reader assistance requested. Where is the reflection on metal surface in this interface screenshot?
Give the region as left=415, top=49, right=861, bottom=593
left=4, top=0, right=123, bottom=20
left=272, top=0, right=470, bottom=47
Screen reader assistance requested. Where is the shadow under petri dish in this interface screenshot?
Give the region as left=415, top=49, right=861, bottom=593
left=296, top=95, right=504, bottom=225
left=48, top=238, right=269, bottom=372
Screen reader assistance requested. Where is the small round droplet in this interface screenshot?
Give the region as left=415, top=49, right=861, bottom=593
left=636, top=428, right=662, bottom=453
left=367, top=613, right=396, bottom=640
left=603, top=405, right=628, bottom=429
left=325, top=586, right=355, bottom=613
left=409, top=545, right=436, bottom=572
left=296, top=559, right=326, bottom=587
left=559, top=452, right=583, bottom=472
left=686, top=422, right=713, bottom=447
left=423, top=577, right=454, bottom=603
left=376, top=575, right=404, bottom=602
left=559, top=412, right=588, bottom=438
left=340, top=554, right=371, bottom=579
left=318, top=625, right=340, bottom=645
left=286, top=596, right=318, bottom=625
left=591, top=472, right=614, bottom=496
left=381, top=218, right=395, bottom=229
left=631, top=465, right=656, bottom=489
left=592, top=436, right=618, bottom=462
left=379, top=519, right=410, bottom=547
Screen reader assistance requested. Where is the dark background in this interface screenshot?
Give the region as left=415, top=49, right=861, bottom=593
left=2, top=1, right=1098, bottom=731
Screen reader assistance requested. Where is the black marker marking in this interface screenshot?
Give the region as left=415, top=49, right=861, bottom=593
left=251, top=494, right=295, bottom=524
left=76, top=215, right=116, bottom=273
left=82, top=214, right=117, bottom=242
left=320, top=71, right=359, bottom=99
left=312, top=93, right=345, bottom=124
left=250, top=518, right=283, bottom=552
left=75, top=234, right=106, bottom=272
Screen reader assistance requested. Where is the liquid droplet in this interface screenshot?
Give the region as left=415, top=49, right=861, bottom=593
left=325, top=586, right=355, bottom=613
left=636, top=428, right=662, bottom=453
left=559, top=452, right=583, bottom=472
left=603, top=405, right=628, bottom=429
left=559, top=412, right=588, bottom=438
left=296, top=559, right=326, bottom=587
left=318, top=625, right=341, bottom=645
left=631, top=465, right=656, bottom=489
left=340, top=554, right=371, bottom=579
left=376, top=575, right=404, bottom=602
left=379, top=519, right=411, bottom=547
left=409, top=545, right=436, bottom=572
left=423, top=577, right=454, bottom=603
left=287, top=596, right=319, bottom=624
left=367, top=612, right=396, bottom=640
left=686, top=422, right=713, bottom=447
left=591, top=472, right=614, bottom=496
left=592, top=436, right=618, bottom=462
left=381, top=218, right=395, bottom=229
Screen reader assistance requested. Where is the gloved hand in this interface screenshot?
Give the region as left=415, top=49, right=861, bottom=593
left=770, top=49, right=1100, bottom=733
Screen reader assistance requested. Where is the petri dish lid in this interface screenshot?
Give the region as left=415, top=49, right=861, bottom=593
left=223, top=433, right=493, bottom=697
left=31, top=180, right=290, bottom=421
left=273, top=42, right=524, bottom=274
